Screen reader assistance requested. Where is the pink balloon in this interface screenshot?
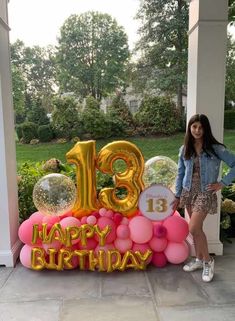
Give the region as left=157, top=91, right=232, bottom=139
left=164, top=241, right=189, bottom=264
left=43, top=240, right=62, bottom=253
left=173, top=210, right=181, bottom=217
left=61, top=245, right=80, bottom=269
left=163, top=216, right=189, bottom=242
left=78, top=237, right=98, bottom=250
left=105, top=209, right=114, bottom=218
left=149, top=237, right=168, bottom=252
left=95, top=243, right=116, bottom=269
left=153, top=224, right=167, bottom=238
left=18, top=219, right=42, bottom=246
left=80, top=216, right=87, bottom=225
left=114, top=238, right=132, bottom=253
left=151, top=252, right=167, bottom=268
left=116, top=225, right=130, bottom=239
left=96, top=217, right=116, bottom=243
left=120, top=217, right=129, bottom=225
left=60, top=217, right=81, bottom=245
left=29, top=211, right=45, bottom=226
left=129, top=216, right=153, bottom=244
left=132, top=243, right=152, bottom=264
left=42, top=215, right=60, bottom=229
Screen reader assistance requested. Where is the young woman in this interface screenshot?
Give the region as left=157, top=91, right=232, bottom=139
left=173, top=114, right=235, bottom=282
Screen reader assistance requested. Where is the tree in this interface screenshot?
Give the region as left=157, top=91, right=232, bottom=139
left=11, top=41, right=56, bottom=115
left=11, top=64, right=26, bottom=124
left=225, top=36, right=235, bottom=108
left=135, top=0, right=189, bottom=114
left=56, top=11, right=130, bottom=100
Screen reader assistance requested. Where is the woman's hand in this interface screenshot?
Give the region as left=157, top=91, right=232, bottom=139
left=171, top=197, right=180, bottom=212
left=206, top=182, right=223, bottom=192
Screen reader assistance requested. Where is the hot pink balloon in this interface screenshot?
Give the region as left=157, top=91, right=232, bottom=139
left=163, top=216, right=189, bottom=242
left=78, top=237, right=98, bottom=250
left=152, top=252, right=167, bottom=268
left=114, top=238, right=132, bottom=253
left=129, top=216, right=153, bottom=244
left=173, top=210, right=181, bottom=217
left=164, top=241, right=189, bottom=264
left=113, top=213, right=123, bottom=225
left=153, top=224, right=167, bottom=238
left=116, top=225, right=130, bottom=239
left=149, top=237, right=168, bottom=252
left=96, top=217, right=116, bottom=243
left=132, top=243, right=152, bottom=264
left=18, top=219, right=42, bottom=246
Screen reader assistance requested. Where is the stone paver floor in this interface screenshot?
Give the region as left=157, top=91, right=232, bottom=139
left=0, top=241, right=235, bottom=321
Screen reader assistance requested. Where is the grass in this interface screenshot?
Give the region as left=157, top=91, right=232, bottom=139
left=16, top=130, right=235, bottom=166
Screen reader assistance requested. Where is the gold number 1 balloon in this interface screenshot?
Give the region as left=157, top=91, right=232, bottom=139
left=97, top=141, right=144, bottom=217
left=66, top=141, right=100, bottom=217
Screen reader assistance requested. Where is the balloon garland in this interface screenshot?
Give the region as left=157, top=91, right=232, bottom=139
left=19, top=140, right=189, bottom=271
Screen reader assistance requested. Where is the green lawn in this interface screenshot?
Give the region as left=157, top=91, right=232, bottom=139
left=16, top=130, right=235, bottom=166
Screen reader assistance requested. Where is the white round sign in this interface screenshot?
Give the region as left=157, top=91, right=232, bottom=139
left=138, top=184, right=175, bottom=221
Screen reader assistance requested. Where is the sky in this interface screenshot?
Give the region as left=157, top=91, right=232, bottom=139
left=8, top=0, right=141, bottom=50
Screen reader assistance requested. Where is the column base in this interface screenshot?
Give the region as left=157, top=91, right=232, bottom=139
left=0, top=239, right=22, bottom=267
left=186, top=235, right=223, bottom=256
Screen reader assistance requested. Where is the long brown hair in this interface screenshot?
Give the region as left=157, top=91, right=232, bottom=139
left=184, top=114, right=224, bottom=159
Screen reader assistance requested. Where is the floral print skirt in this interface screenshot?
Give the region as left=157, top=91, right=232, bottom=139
left=180, top=176, right=218, bottom=215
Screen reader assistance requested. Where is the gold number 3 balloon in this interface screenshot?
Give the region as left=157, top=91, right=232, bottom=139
left=97, top=141, right=144, bottom=217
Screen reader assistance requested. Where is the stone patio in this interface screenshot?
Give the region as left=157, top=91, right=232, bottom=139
left=0, top=240, right=235, bottom=321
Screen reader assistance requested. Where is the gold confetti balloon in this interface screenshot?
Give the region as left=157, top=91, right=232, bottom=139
left=33, top=174, right=77, bottom=216
left=143, top=156, right=178, bottom=192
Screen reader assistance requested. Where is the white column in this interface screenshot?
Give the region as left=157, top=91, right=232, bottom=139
left=0, top=0, right=21, bottom=266
left=187, top=0, right=228, bottom=255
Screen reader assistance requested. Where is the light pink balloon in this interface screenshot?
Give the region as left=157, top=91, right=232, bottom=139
left=86, top=215, right=97, bottom=225
left=116, top=225, right=130, bottom=239
left=18, top=219, right=42, bottom=246
left=95, top=243, right=116, bottom=269
left=163, top=216, right=189, bottom=242
left=164, top=241, right=189, bottom=264
left=149, top=237, right=168, bottom=252
left=114, top=238, right=133, bottom=253
left=129, top=216, right=153, bottom=244
left=20, top=244, right=45, bottom=268
left=60, top=217, right=81, bottom=245
left=96, top=217, right=116, bottom=243
left=151, top=252, right=167, bottom=268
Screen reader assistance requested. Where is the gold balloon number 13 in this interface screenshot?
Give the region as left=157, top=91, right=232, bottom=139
left=66, top=140, right=145, bottom=218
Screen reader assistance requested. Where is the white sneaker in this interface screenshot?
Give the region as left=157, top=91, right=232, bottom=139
left=183, top=258, right=203, bottom=272
left=202, top=258, right=214, bottom=282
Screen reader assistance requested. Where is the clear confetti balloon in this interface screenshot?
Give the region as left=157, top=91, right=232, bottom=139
left=143, top=156, right=178, bottom=192
left=33, top=174, right=77, bottom=216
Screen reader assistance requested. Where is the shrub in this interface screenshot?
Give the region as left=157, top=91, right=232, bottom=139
left=20, top=122, right=38, bottom=143
left=107, top=95, right=135, bottom=136
left=82, top=96, right=111, bottom=139
left=135, top=96, right=180, bottom=135
left=27, top=102, right=50, bottom=126
left=51, top=96, right=82, bottom=139
left=17, top=162, right=45, bottom=222
left=15, top=124, right=24, bottom=140
left=224, top=110, right=235, bottom=129
left=38, top=124, right=54, bottom=142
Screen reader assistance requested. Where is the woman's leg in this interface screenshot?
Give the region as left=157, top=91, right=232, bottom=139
left=189, top=211, right=210, bottom=262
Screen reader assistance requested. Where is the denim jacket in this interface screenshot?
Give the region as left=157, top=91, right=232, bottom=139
left=175, top=144, right=235, bottom=198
